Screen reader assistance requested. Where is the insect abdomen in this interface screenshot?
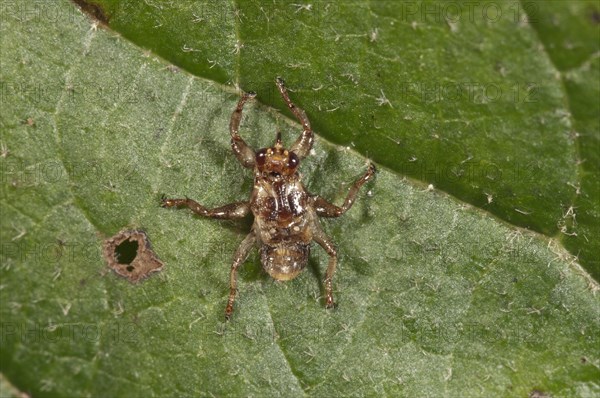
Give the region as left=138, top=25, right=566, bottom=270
left=260, top=244, right=309, bottom=281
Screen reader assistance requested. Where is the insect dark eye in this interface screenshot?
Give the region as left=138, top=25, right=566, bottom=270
left=288, top=152, right=299, bottom=168
left=256, top=149, right=267, bottom=167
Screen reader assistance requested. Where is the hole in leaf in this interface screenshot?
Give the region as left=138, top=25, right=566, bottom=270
left=115, top=239, right=139, bottom=264
left=103, top=230, right=164, bottom=283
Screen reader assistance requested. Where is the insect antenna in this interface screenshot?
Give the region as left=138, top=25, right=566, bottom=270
left=274, top=131, right=283, bottom=148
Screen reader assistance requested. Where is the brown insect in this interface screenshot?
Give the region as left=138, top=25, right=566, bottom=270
left=161, top=78, right=375, bottom=319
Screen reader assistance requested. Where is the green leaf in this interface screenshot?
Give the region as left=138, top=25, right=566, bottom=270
left=523, top=0, right=600, bottom=289
left=1, top=1, right=598, bottom=397
left=87, top=0, right=600, bottom=280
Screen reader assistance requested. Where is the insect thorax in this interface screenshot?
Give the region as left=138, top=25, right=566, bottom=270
left=251, top=176, right=309, bottom=222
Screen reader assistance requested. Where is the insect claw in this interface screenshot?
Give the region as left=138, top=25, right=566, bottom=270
left=225, top=306, right=233, bottom=321
left=245, top=91, right=257, bottom=99
left=275, top=76, right=285, bottom=86
left=160, top=195, right=168, bottom=208
left=368, top=162, right=377, bottom=175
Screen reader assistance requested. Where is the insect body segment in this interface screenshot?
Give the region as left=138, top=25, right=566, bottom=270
left=161, top=78, right=375, bottom=320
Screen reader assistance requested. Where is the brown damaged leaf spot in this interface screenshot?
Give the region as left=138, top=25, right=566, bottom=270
left=103, top=230, right=164, bottom=283
left=71, top=0, right=110, bottom=25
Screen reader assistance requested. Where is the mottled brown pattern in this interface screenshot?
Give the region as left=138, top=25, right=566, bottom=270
left=162, top=78, right=375, bottom=320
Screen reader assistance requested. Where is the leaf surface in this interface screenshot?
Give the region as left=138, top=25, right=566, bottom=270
left=90, top=0, right=599, bottom=279
left=0, top=1, right=599, bottom=397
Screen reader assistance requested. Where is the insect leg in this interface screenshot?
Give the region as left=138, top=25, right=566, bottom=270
left=229, top=92, right=257, bottom=168
left=313, top=163, right=376, bottom=218
left=275, top=77, right=313, bottom=160
left=161, top=197, right=249, bottom=219
left=312, top=227, right=338, bottom=309
left=225, top=231, right=257, bottom=320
